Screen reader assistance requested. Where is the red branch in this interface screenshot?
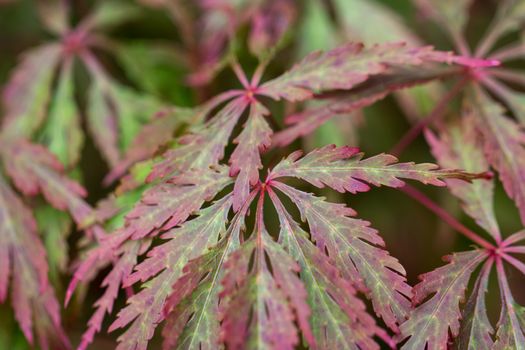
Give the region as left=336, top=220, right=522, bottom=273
left=401, top=184, right=495, bottom=250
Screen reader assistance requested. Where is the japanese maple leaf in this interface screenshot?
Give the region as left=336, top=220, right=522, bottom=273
left=289, top=0, right=525, bottom=228
left=0, top=173, right=69, bottom=350
left=139, top=0, right=297, bottom=85
left=2, top=0, right=166, bottom=169
left=340, top=0, right=525, bottom=227
left=67, top=38, right=493, bottom=350
left=0, top=136, right=106, bottom=348
left=397, top=113, right=525, bottom=349
left=70, top=145, right=485, bottom=350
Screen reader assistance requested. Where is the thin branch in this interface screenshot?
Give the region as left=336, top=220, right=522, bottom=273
left=488, top=68, right=525, bottom=88
left=451, top=31, right=471, bottom=57
left=502, top=230, right=525, bottom=247
left=489, top=43, right=525, bottom=62
left=475, top=20, right=505, bottom=58
left=501, top=253, right=525, bottom=277
left=504, top=246, right=525, bottom=254
left=231, top=59, right=250, bottom=89
left=390, top=77, right=469, bottom=157
left=401, top=184, right=495, bottom=250
left=482, top=74, right=515, bottom=97
left=251, top=59, right=269, bottom=88
left=495, top=255, right=516, bottom=307
left=255, top=188, right=265, bottom=247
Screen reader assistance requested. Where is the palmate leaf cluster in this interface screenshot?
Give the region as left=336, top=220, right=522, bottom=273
left=0, top=0, right=525, bottom=350
left=66, top=26, right=494, bottom=350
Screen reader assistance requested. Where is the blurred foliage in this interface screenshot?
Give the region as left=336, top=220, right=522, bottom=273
left=0, top=0, right=523, bottom=348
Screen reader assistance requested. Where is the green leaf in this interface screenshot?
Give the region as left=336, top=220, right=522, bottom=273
left=115, top=41, right=193, bottom=105
left=39, top=59, right=83, bottom=168
left=273, top=181, right=410, bottom=333
left=471, top=88, right=525, bottom=226
left=269, top=188, right=380, bottom=348
left=426, top=110, right=500, bottom=240
left=161, top=207, right=248, bottom=350
left=2, top=44, right=61, bottom=138
left=109, top=196, right=232, bottom=350
left=399, top=250, right=487, bottom=349
left=414, top=0, right=473, bottom=37
left=34, top=204, right=72, bottom=280
left=453, top=261, right=493, bottom=350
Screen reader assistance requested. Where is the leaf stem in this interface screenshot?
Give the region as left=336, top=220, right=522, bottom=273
left=401, top=184, right=495, bottom=250
left=390, top=77, right=468, bottom=157
left=495, top=255, right=515, bottom=307
left=251, top=60, right=269, bottom=88
left=501, top=230, right=525, bottom=247
left=452, top=31, right=470, bottom=57
left=487, top=68, right=525, bottom=88
left=231, top=59, right=250, bottom=89
left=504, top=246, right=525, bottom=254
left=501, top=252, right=525, bottom=277
left=475, top=19, right=505, bottom=58
left=481, top=75, right=515, bottom=101
left=489, top=43, right=525, bottom=62
left=255, top=187, right=266, bottom=247
left=80, top=50, right=110, bottom=84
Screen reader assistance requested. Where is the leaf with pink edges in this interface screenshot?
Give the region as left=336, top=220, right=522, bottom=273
left=273, top=181, right=410, bottom=334
left=273, top=67, right=446, bottom=147
left=219, top=229, right=313, bottom=350
left=121, top=166, right=232, bottom=241
left=426, top=110, right=500, bottom=240
left=471, top=88, right=525, bottom=226
left=1, top=44, right=62, bottom=138
left=398, top=250, right=488, bottom=349
left=83, top=52, right=166, bottom=168
left=148, top=97, right=248, bottom=182
left=0, top=173, right=70, bottom=349
left=259, top=42, right=497, bottom=102
left=229, top=101, right=272, bottom=211
left=77, top=241, right=140, bottom=350
left=269, top=187, right=382, bottom=348
left=161, top=204, right=249, bottom=350
left=108, top=196, right=232, bottom=350
left=104, top=106, right=196, bottom=185
left=453, top=260, right=493, bottom=349
left=86, top=77, right=121, bottom=168
left=2, top=140, right=93, bottom=226
left=269, top=144, right=486, bottom=193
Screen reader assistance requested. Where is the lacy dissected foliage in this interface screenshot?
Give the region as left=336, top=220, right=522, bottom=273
left=3, top=0, right=167, bottom=169
left=1, top=0, right=525, bottom=350
left=0, top=1, right=169, bottom=348
left=0, top=138, right=91, bottom=350
left=65, top=35, right=495, bottom=349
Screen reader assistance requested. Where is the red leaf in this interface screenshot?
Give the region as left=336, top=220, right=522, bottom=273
left=148, top=97, right=248, bottom=182
left=269, top=144, right=484, bottom=193
left=2, top=140, right=93, bottom=226
left=229, top=101, right=272, bottom=211
left=399, top=250, right=488, bottom=349
left=0, top=173, right=70, bottom=349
